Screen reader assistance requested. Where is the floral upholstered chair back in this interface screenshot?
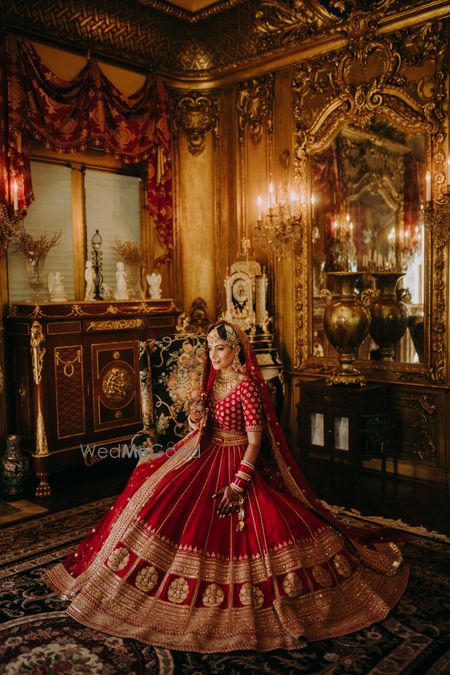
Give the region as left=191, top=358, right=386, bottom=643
left=139, top=334, right=206, bottom=450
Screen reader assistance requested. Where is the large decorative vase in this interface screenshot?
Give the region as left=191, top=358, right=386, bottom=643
left=369, top=272, right=409, bottom=362
left=1, top=434, right=29, bottom=499
left=322, top=271, right=371, bottom=386
left=25, top=254, right=47, bottom=301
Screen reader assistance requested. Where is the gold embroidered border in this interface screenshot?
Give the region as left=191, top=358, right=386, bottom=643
left=64, top=563, right=408, bottom=652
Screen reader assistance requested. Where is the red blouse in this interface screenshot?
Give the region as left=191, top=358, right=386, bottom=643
left=208, top=376, right=263, bottom=433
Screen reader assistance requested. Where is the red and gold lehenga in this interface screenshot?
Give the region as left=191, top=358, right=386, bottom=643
left=45, top=326, right=408, bottom=653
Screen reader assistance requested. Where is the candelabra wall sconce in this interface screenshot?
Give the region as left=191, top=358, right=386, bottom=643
left=254, top=150, right=303, bottom=261
left=91, top=229, right=104, bottom=300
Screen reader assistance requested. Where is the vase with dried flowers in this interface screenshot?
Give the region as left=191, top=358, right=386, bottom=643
left=112, top=238, right=144, bottom=299
left=13, top=225, right=62, bottom=301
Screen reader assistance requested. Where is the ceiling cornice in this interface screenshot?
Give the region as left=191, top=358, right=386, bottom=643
left=1, top=0, right=449, bottom=83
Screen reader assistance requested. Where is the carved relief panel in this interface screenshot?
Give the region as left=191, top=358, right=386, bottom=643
left=171, top=91, right=219, bottom=156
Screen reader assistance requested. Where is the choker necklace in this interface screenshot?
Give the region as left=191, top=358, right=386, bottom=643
left=213, top=371, right=240, bottom=397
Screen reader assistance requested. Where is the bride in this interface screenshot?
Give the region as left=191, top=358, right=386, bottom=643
left=45, top=321, right=408, bottom=652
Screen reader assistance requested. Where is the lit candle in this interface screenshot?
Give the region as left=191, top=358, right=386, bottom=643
left=13, top=179, right=18, bottom=213
left=256, top=195, right=262, bottom=221
left=290, top=191, right=296, bottom=217
left=425, top=171, right=431, bottom=202
left=268, top=182, right=274, bottom=210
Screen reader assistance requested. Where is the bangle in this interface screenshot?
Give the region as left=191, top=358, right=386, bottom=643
left=230, top=481, right=244, bottom=494
left=241, top=459, right=255, bottom=470
left=236, top=470, right=251, bottom=482
left=231, top=476, right=249, bottom=492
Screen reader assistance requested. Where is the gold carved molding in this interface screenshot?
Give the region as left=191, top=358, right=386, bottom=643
left=171, top=91, right=220, bottom=156
left=30, top=320, right=46, bottom=385
left=237, top=75, right=274, bottom=145
left=86, top=319, right=144, bottom=332
left=35, top=409, right=49, bottom=456
left=292, top=21, right=448, bottom=382
left=424, top=196, right=450, bottom=383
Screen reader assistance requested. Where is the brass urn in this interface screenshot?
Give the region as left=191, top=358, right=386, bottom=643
left=322, top=272, right=371, bottom=386
left=369, top=272, right=408, bottom=361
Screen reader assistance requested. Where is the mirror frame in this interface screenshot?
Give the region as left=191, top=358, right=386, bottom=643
left=292, top=18, right=449, bottom=384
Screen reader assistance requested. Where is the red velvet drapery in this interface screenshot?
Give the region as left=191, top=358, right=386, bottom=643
left=5, top=38, right=173, bottom=265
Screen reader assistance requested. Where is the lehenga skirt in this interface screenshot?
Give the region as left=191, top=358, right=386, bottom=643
left=45, top=428, right=408, bottom=653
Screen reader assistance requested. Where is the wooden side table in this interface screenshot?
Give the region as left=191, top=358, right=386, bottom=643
left=297, top=379, right=391, bottom=474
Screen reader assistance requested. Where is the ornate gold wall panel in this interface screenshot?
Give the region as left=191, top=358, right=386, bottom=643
left=171, top=91, right=219, bottom=155
left=292, top=20, right=449, bottom=382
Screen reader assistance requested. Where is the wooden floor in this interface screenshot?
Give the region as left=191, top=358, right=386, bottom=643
left=3, top=458, right=450, bottom=537
left=304, top=459, right=450, bottom=537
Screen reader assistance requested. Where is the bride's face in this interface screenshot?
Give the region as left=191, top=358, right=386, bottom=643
left=208, top=338, right=238, bottom=372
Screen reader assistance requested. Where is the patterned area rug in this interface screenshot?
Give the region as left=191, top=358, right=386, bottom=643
left=0, top=498, right=449, bottom=674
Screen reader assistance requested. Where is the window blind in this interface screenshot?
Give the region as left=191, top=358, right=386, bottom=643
left=8, top=161, right=74, bottom=303
left=85, top=170, right=141, bottom=297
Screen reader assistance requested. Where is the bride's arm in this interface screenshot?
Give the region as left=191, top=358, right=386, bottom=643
left=242, top=431, right=262, bottom=467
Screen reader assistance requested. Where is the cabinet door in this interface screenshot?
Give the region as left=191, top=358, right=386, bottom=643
left=89, top=339, right=142, bottom=438
left=52, top=342, right=86, bottom=445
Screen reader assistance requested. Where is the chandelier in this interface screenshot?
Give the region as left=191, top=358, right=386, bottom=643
left=254, top=181, right=302, bottom=260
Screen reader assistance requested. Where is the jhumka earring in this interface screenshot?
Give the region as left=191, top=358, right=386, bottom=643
left=233, top=352, right=241, bottom=371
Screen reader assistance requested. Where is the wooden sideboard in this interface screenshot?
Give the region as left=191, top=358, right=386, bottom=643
left=6, top=300, right=180, bottom=496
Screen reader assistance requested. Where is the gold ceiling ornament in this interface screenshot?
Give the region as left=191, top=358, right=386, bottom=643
left=237, top=75, right=274, bottom=145
left=292, top=20, right=448, bottom=379
left=255, top=0, right=399, bottom=48
left=171, top=91, right=219, bottom=156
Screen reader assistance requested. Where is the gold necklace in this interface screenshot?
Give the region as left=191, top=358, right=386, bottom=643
left=213, top=371, right=240, bottom=397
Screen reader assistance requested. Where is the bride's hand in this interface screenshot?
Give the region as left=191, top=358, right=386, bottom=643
left=189, top=399, right=206, bottom=425
left=212, top=485, right=241, bottom=517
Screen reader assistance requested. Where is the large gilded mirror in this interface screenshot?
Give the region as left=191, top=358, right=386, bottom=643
left=310, top=119, right=426, bottom=365
left=292, top=20, right=449, bottom=383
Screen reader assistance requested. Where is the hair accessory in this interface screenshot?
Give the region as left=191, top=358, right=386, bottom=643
left=207, top=323, right=240, bottom=349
